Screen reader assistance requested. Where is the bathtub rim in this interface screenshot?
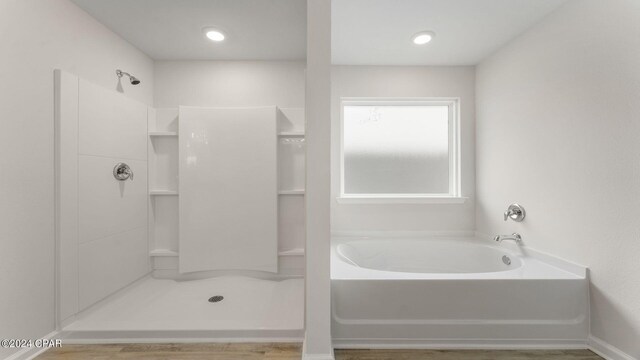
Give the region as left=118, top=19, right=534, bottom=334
left=331, top=234, right=587, bottom=280
left=335, top=238, right=523, bottom=274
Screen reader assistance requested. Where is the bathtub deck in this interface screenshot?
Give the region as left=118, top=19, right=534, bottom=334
left=36, top=344, right=603, bottom=359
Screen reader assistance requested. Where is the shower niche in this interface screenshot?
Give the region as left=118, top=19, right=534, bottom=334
left=148, top=106, right=306, bottom=279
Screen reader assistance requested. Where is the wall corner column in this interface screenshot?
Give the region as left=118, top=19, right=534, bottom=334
left=303, top=0, right=333, bottom=359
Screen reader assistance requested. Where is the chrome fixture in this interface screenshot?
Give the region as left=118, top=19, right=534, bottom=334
left=494, top=233, right=522, bottom=244
left=504, top=203, right=526, bottom=222
left=116, top=69, right=141, bottom=85
left=502, top=255, right=512, bottom=265
left=113, top=162, right=134, bottom=181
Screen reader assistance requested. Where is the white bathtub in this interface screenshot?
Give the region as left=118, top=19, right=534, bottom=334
left=331, top=237, right=589, bottom=348
left=336, top=239, right=522, bottom=274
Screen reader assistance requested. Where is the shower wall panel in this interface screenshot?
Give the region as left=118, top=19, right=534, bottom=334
left=56, top=70, right=150, bottom=321
left=179, top=106, right=278, bottom=274
left=152, top=62, right=306, bottom=278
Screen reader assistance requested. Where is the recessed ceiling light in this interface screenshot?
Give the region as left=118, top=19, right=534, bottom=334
left=412, top=31, right=435, bottom=45
left=204, top=28, right=225, bottom=42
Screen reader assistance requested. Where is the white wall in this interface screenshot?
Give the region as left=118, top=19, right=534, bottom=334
left=154, top=61, right=305, bottom=108
left=331, top=66, right=476, bottom=233
left=0, top=0, right=153, bottom=358
left=476, top=0, right=640, bottom=357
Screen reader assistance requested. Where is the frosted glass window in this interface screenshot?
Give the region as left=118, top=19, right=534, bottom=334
left=342, top=101, right=458, bottom=196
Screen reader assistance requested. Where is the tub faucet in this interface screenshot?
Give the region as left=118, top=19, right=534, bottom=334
left=494, top=233, right=522, bottom=244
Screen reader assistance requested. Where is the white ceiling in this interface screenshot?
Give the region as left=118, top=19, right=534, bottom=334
left=332, top=0, right=569, bottom=65
left=71, top=0, right=568, bottom=64
left=70, top=0, right=307, bottom=61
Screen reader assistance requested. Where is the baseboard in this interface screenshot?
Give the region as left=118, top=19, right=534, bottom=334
left=3, top=331, right=60, bottom=360
left=60, top=328, right=304, bottom=344
left=302, top=334, right=335, bottom=360
left=301, top=353, right=336, bottom=360
left=332, top=338, right=588, bottom=350
left=62, top=337, right=303, bottom=345
left=589, top=336, right=637, bottom=360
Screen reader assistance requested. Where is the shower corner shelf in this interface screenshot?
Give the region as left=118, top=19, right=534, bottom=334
left=278, top=248, right=305, bottom=257
left=149, top=131, right=178, bottom=137
left=149, top=249, right=178, bottom=257
left=277, top=131, right=305, bottom=137
left=150, top=190, right=179, bottom=196
left=278, top=190, right=305, bottom=195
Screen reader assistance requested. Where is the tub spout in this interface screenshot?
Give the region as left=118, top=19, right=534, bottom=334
left=494, top=233, right=522, bottom=244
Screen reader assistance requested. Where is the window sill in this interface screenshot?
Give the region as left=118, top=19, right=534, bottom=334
left=336, top=196, right=468, bottom=204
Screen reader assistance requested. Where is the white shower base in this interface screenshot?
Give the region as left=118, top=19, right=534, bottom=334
left=61, top=276, right=304, bottom=343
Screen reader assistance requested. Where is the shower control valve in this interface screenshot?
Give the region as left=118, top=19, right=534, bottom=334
left=504, top=203, right=525, bottom=222
left=113, top=162, right=134, bottom=181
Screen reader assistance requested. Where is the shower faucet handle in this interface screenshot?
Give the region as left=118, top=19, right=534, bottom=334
left=113, top=162, right=134, bottom=181
left=504, top=203, right=525, bottom=222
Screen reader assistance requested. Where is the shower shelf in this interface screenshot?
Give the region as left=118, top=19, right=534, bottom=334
left=277, top=132, right=305, bottom=137
left=149, top=131, right=178, bottom=137
left=146, top=108, right=306, bottom=276
left=150, top=190, right=179, bottom=196
left=149, top=249, right=178, bottom=257
left=278, top=190, right=305, bottom=195
left=278, top=248, right=305, bottom=257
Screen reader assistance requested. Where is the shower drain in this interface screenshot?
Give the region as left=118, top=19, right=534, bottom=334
left=208, top=295, right=224, bottom=303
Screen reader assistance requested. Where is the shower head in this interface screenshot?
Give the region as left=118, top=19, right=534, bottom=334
left=116, top=69, right=141, bottom=85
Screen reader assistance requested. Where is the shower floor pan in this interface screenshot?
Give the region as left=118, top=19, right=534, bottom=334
left=61, top=276, right=304, bottom=343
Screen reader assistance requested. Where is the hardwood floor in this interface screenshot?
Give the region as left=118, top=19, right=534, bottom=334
left=36, top=343, right=603, bottom=360
left=334, top=349, right=603, bottom=360
left=36, top=343, right=302, bottom=360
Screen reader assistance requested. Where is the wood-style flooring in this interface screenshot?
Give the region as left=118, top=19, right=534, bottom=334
left=36, top=343, right=604, bottom=360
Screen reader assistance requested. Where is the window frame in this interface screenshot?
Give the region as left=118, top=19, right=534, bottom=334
left=338, top=97, right=464, bottom=204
